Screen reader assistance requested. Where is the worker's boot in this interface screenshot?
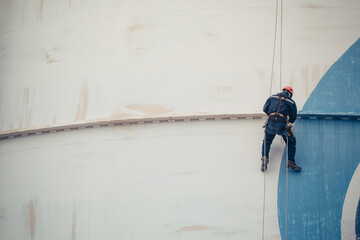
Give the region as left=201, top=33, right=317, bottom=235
left=261, top=157, right=269, bottom=172
left=287, top=160, right=301, bottom=171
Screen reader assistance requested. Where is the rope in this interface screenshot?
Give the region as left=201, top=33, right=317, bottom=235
left=279, top=0, right=283, bottom=91
left=269, top=0, right=279, bottom=96
left=280, top=1, right=289, bottom=240
left=262, top=132, right=267, bottom=240
left=285, top=135, right=289, bottom=240
left=261, top=1, right=280, bottom=239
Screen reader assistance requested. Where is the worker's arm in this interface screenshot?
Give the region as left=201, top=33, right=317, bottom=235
left=263, top=98, right=271, bottom=115
left=288, top=101, right=298, bottom=123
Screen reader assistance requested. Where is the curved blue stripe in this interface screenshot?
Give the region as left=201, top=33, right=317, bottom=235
left=278, top=37, right=360, bottom=239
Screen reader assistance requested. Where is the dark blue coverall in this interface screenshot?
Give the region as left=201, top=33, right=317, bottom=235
left=261, top=91, right=297, bottom=161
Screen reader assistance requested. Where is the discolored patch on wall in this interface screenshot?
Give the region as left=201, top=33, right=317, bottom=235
left=176, top=225, right=215, bottom=233
left=126, top=104, right=173, bottom=116
left=257, top=69, right=265, bottom=78
left=43, top=47, right=62, bottom=63
left=110, top=112, right=139, bottom=120
left=23, top=88, right=30, bottom=105
left=220, top=86, right=233, bottom=92
left=127, top=24, right=155, bottom=32
left=22, top=88, right=32, bottom=127
left=301, top=65, right=326, bottom=97
left=134, top=47, right=151, bottom=55
left=301, top=4, right=322, bottom=9
left=204, top=32, right=220, bottom=37
left=24, top=200, right=37, bottom=240
left=37, top=0, right=45, bottom=19
left=0, top=208, right=5, bottom=220
left=75, top=82, right=88, bottom=121
left=72, top=207, right=76, bottom=240
left=44, top=52, right=60, bottom=63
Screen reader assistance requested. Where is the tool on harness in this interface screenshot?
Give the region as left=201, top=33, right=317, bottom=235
left=284, top=123, right=294, bottom=137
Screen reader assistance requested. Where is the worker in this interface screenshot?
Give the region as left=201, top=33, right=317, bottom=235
left=261, top=86, right=301, bottom=172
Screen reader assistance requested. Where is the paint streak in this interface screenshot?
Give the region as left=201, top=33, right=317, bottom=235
left=28, top=200, right=36, bottom=240
left=75, top=83, right=88, bottom=121
left=176, top=225, right=215, bottom=233
left=126, top=104, right=172, bottom=116
left=72, top=208, right=76, bottom=240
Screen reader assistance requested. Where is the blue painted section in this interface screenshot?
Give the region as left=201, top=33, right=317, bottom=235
left=301, top=38, right=360, bottom=116
left=278, top=119, right=360, bottom=239
left=357, top=199, right=360, bottom=239
left=278, top=38, right=360, bottom=239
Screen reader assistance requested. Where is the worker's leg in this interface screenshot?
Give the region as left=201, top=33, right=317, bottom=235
left=262, top=130, right=276, bottom=159
left=282, top=133, right=296, bottom=161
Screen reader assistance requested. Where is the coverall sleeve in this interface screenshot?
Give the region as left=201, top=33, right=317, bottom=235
left=288, top=102, right=298, bottom=123
left=263, top=98, right=271, bottom=116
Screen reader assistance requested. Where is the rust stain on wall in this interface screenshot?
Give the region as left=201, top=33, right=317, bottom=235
left=27, top=200, right=37, bottom=240
left=75, top=82, right=88, bottom=121
left=257, top=69, right=264, bottom=78
left=72, top=208, right=76, bottom=240
left=176, top=225, right=215, bottom=233
left=38, top=0, right=44, bottom=18
left=204, top=32, right=219, bottom=37
left=301, top=4, right=321, bottom=9
left=128, top=24, right=145, bottom=32
left=301, top=66, right=310, bottom=96
left=110, top=112, right=138, bottom=119
left=23, top=88, right=30, bottom=105
left=23, top=88, right=32, bottom=127
left=127, top=24, right=155, bottom=32
left=45, top=53, right=60, bottom=63
left=126, top=104, right=172, bottom=116
left=221, top=86, right=233, bottom=92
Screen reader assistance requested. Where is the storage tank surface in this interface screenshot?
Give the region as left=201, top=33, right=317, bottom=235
left=1, top=0, right=360, bottom=239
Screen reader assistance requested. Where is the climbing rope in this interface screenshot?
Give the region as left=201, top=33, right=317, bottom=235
left=262, top=0, right=281, bottom=240
left=285, top=135, right=289, bottom=240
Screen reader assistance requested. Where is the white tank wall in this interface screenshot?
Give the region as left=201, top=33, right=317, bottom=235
left=1, top=0, right=360, bottom=132
left=1, top=0, right=360, bottom=239
left=0, top=119, right=285, bottom=240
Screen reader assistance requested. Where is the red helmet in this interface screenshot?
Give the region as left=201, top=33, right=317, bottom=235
left=282, top=86, right=293, bottom=96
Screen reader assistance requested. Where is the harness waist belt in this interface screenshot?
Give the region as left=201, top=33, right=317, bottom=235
left=269, top=112, right=286, bottom=122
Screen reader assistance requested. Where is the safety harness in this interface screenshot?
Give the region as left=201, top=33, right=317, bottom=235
left=268, top=95, right=286, bottom=122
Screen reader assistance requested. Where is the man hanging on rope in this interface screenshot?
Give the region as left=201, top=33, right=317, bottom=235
left=261, top=86, right=301, bottom=172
